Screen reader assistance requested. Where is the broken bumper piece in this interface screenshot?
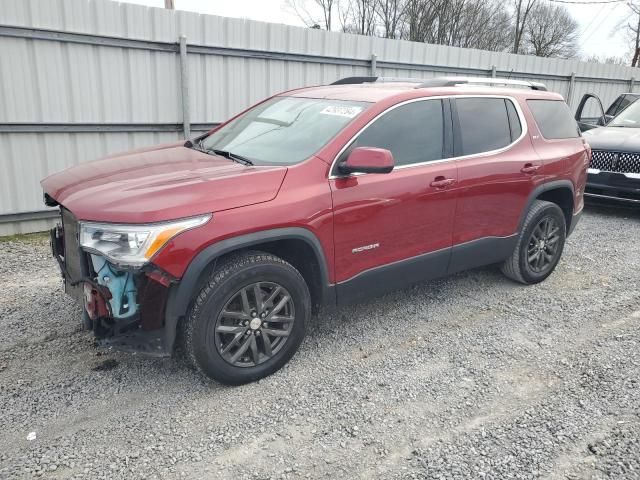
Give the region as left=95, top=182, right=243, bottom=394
left=50, top=211, right=179, bottom=357
left=84, top=261, right=176, bottom=357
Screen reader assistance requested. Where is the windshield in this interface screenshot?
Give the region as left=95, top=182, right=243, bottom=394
left=200, top=97, right=370, bottom=165
left=609, top=99, right=640, bottom=127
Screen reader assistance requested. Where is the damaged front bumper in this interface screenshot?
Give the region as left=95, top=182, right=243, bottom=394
left=50, top=210, right=178, bottom=357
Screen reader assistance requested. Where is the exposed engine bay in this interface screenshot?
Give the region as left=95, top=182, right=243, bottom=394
left=90, top=254, right=138, bottom=320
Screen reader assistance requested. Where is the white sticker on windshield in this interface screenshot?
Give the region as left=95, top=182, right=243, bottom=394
left=320, top=105, right=363, bottom=118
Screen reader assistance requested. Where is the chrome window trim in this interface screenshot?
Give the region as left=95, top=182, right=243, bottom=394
left=328, top=94, right=528, bottom=179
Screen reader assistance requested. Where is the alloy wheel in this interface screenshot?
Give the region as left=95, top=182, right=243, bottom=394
left=527, top=216, right=561, bottom=273
left=213, top=282, right=295, bottom=367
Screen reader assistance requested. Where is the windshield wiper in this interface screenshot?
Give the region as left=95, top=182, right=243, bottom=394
left=187, top=140, right=254, bottom=166
left=208, top=148, right=254, bottom=166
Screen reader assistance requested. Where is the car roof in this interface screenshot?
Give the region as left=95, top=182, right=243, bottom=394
left=282, top=82, right=564, bottom=103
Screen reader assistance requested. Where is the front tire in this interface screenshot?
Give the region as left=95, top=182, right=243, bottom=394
left=182, top=251, right=310, bottom=385
left=501, top=200, right=567, bottom=285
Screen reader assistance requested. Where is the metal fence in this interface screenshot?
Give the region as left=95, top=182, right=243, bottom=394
left=1, top=0, right=639, bottom=235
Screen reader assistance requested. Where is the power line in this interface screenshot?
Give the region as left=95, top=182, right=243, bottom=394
left=580, top=3, right=609, bottom=38
left=581, top=2, right=619, bottom=45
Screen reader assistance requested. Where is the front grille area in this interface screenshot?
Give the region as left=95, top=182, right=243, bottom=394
left=60, top=208, right=89, bottom=304
left=590, top=150, right=640, bottom=174
left=61, top=208, right=83, bottom=282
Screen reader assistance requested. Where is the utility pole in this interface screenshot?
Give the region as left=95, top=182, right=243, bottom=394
left=164, top=0, right=175, bottom=9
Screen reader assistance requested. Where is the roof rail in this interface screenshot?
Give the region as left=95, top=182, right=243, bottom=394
left=331, top=75, right=547, bottom=91
left=331, top=76, right=425, bottom=85
left=416, top=77, right=547, bottom=91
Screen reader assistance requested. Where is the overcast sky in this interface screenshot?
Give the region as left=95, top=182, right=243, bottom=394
left=119, top=0, right=631, bottom=61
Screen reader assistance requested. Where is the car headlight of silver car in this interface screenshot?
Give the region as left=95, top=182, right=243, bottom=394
left=79, top=214, right=211, bottom=267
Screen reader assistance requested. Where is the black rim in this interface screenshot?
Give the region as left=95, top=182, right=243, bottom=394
left=527, top=216, right=561, bottom=273
left=213, top=282, right=295, bottom=368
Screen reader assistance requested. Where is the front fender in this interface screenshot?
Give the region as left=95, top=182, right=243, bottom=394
left=162, top=227, right=333, bottom=353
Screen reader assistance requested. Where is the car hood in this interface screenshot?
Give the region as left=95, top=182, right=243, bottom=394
left=583, top=126, right=640, bottom=152
left=41, top=143, right=287, bottom=223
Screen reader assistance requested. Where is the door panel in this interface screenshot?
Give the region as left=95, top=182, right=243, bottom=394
left=452, top=146, right=540, bottom=244
left=575, top=93, right=605, bottom=132
left=451, top=96, right=541, bottom=245
left=329, top=97, right=458, bottom=301
left=330, top=162, right=457, bottom=284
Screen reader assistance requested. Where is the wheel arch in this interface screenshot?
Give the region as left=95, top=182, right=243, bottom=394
left=519, top=180, right=575, bottom=234
left=163, top=227, right=334, bottom=353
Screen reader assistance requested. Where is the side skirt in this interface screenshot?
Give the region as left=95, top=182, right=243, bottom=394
left=447, top=234, right=518, bottom=275
left=336, top=248, right=451, bottom=305
left=336, top=234, right=519, bottom=306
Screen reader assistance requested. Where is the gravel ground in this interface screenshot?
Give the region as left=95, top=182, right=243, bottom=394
left=0, top=203, right=639, bottom=480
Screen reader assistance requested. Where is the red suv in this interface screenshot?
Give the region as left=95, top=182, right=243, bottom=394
left=42, top=76, right=589, bottom=384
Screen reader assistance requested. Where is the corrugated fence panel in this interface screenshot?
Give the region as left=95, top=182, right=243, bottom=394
left=0, top=131, right=181, bottom=218
left=0, top=40, right=181, bottom=123
left=1, top=0, right=640, bottom=234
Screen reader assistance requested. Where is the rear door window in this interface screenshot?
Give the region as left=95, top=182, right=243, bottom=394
left=527, top=99, right=580, bottom=139
left=455, top=98, right=513, bottom=156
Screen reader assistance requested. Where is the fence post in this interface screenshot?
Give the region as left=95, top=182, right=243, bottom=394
left=566, top=72, right=576, bottom=108
left=491, top=65, right=496, bottom=78
left=179, top=35, right=191, bottom=139
left=370, top=53, right=377, bottom=76
left=630, top=76, right=636, bottom=92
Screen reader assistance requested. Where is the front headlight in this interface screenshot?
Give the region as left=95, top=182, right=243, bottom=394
left=79, top=214, right=211, bottom=267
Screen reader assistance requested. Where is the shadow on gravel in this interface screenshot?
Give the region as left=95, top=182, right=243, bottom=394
left=584, top=200, right=640, bottom=220
left=306, top=265, right=505, bottom=342
left=91, top=359, right=119, bottom=372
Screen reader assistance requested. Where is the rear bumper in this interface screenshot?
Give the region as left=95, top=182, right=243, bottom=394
left=585, top=170, right=640, bottom=205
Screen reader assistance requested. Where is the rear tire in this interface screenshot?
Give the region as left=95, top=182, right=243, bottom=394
left=182, top=251, right=310, bottom=385
left=501, top=200, right=566, bottom=285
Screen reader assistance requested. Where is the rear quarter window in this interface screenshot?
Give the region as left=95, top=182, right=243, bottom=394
left=527, top=99, right=579, bottom=139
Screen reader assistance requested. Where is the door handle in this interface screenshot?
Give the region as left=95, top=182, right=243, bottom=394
left=521, top=163, right=540, bottom=174
left=430, top=176, right=456, bottom=188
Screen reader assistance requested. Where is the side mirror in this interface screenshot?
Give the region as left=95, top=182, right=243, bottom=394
left=338, top=147, right=394, bottom=175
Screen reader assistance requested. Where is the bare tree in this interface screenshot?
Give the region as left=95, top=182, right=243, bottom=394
left=375, top=0, right=407, bottom=39
left=401, top=0, right=468, bottom=44
left=523, top=2, right=578, bottom=58
left=339, top=0, right=377, bottom=35
left=584, top=55, right=629, bottom=66
left=286, top=0, right=337, bottom=30
left=512, top=0, right=536, bottom=54
left=285, top=0, right=578, bottom=60
left=627, top=1, right=640, bottom=67
left=402, top=0, right=440, bottom=43
left=399, top=0, right=510, bottom=51
left=447, top=0, right=512, bottom=51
